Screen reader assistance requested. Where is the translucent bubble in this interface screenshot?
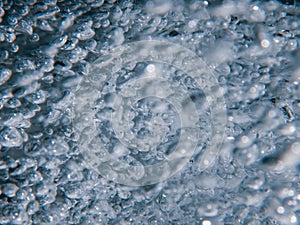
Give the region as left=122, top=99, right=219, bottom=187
left=34, top=6, right=60, bottom=19
left=44, top=137, right=69, bottom=156
left=7, top=16, right=18, bottom=26
left=91, top=0, right=104, bottom=8
left=0, top=50, right=9, bottom=60
left=37, top=19, right=53, bottom=31
left=29, top=33, right=40, bottom=42
left=1, top=183, right=19, bottom=197
left=27, top=201, right=39, bottom=215
left=5, top=32, right=16, bottom=43
left=16, top=20, right=33, bottom=35
left=75, top=25, right=95, bottom=41
left=9, top=43, right=19, bottom=53
left=0, top=127, right=23, bottom=147
left=74, top=40, right=226, bottom=186
left=0, top=68, right=12, bottom=86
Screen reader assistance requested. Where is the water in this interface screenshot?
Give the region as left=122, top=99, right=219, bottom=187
left=0, top=0, right=300, bottom=224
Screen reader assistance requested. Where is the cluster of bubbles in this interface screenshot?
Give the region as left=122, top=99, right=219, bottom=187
left=0, top=0, right=299, bottom=224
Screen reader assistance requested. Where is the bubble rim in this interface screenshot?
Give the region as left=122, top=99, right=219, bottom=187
left=73, top=40, right=227, bottom=186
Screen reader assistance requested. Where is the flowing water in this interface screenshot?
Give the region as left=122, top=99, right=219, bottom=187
left=0, top=0, right=300, bottom=224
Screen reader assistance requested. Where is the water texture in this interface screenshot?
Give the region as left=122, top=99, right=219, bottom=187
left=0, top=0, right=300, bottom=224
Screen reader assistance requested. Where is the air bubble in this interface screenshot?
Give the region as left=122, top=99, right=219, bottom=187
left=29, top=34, right=39, bottom=44
left=1, top=183, right=19, bottom=197
left=75, top=25, right=95, bottom=41
left=0, top=68, right=12, bottom=86
left=0, top=127, right=23, bottom=147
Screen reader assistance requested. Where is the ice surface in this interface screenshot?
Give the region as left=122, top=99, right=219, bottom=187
left=0, top=0, right=300, bottom=224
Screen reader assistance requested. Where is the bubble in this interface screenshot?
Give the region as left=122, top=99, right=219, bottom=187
left=0, top=127, right=23, bottom=147
left=9, top=43, right=19, bottom=53
left=146, top=64, right=156, bottom=73
left=44, top=137, right=69, bottom=156
left=52, top=35, right=68, bottom=48
left=7, top=16, right=18, bottom=26
left=1, top=183, right=19, bottom=197
left=34, top=6, right=60, bottom=19
left=75, top=25, right=95, bottom=41
left=0, top=68, right=12, bottom=86
left=37, top=19, right=54, bottom=31
left=25, top=90, right=47, bottom=104
left=29, top=33, right=40, bottom=42
left=290, top=215, right=297, bottom=223
left=5, top=32, right=16, bottom=43
left=202, top=220, right=212, bottom=225
left=0, top=0, right=299, bottom=223
left=277, top=206, right=285, bottom=214
left=102, top=18, right=110, bottom=28
left=73, top=40, right=226, bottom=186
left=91, top=0, right=104, bottom=8
left=27, top=201, right=39, bottom=215
left=261, top=39, right=270, bottom=48
left=16, top=20, right=33, bottom=35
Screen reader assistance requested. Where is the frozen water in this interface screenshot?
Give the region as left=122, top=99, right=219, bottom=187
left=0, top=0, right=300, bottom=224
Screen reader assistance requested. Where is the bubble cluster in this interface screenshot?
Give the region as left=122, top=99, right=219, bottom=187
left=73, top=40, right=225, bottom=186
left=0, top=0, right=299, bottom=224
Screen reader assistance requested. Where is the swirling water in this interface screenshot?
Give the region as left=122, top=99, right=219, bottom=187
left=0, top=0, right=300, bottom=224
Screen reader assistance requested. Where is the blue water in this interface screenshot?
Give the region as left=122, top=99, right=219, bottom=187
left=0, top=0, right=300, bottom=224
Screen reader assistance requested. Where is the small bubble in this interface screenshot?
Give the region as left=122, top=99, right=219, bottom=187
left=0, top=127, right=23, bottom=147
left=9, top=43, right=19, bottom=53
left=7, top=16, right=18, bottom=25
left=242, top=136, right=249, bottom=143
left=17, top=20, right=33, bottom=35
left=290, top=215, right=297, bottom=223
left=261, top=39, right=270, bottom=48
left=0, top=32, right=5, bottom=42
left=1, top=183, right=19, bottom=197
left=188, top=20, right=197, bottom=29
left=0, top=7, right=5, bottom=17
left=75, top=26, right=95, bottom=41
left=0, top=68, right=12, bottom=85
left=102, top=19, right=110, bottom=28
left=202, top=220, right=211, bottom=225
left=5, top=33, right=16, bottom=43
left=29, top=33, right=40, bottom=42
left=5, top=98, right=22, bottom=108
left=38, top=19, right=54, bottom=31
left=268, top=110, right=277, bottom=118
left=146, top=64, right=156, bottom=73
left=277, top=206, right=285, bottom=214
left=291, top=142, right=300, bottom=155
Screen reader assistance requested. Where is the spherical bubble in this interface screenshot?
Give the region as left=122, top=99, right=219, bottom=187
left=0, top=127, right=23, bottom=147
left=1, top=183, right=19, bottom=197
left=0, top=68, right=12, bottom=86
left=73, top=40, right=226, bottom=186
